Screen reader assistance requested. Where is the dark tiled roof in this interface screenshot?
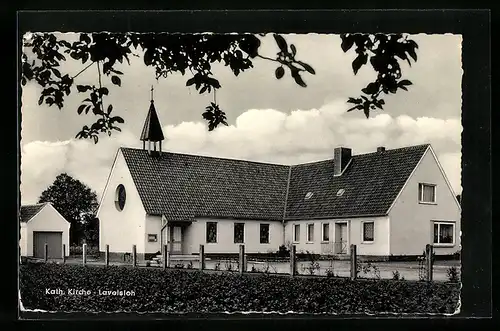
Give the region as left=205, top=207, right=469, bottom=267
left=120, top=144, right=429, bottom=221
left=285, top=144, right=430, bottom=219
left=121, top=148, right=290, bottom=221
left=20, top=203, right=47, bottom=223
left=140, top=101, right=164, bottom=142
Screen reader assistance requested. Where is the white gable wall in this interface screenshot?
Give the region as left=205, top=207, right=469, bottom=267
left=145, top=214, right=162, bottom=254
left=24, top=204, right=71, bottom=256
left=284, top=217, right=389, bottom=256
left=98, top=149, right=147, bottom=254
left=20, top=222, right=28, bottom=257
left=389, top=147, right=461, bottom=256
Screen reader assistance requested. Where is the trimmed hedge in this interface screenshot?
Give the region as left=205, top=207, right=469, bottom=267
left=19, top=263, right=460, bottom=314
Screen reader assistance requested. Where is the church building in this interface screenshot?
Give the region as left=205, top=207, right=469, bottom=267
left=97, top=92, right=461, bottom=262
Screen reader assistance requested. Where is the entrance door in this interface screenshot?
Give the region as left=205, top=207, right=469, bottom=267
left=335, top=223, right=348, bottom=254
left=169, top=226, right=182, bottom=254
left=33, top=231, right=62, bottom=259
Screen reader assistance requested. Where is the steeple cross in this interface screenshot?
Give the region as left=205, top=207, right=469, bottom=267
left=150, top=85, right=154, bottom=102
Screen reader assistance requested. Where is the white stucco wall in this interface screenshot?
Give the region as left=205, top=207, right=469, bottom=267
left=144, top=214, right=162, bottom=254
left=284, top=217, right=389, bottom=256
left=20, top=223, right=28, bottom=257
left=185, top=218, right=284, bottom=254
left=24, top=204, right=71, bottom=257
left=97, top=149, right=147, bottom=254
left=389, top=147, right=461, bottom=256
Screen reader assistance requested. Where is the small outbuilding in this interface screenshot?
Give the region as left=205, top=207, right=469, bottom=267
left=20, top=202, right=71, bottom=259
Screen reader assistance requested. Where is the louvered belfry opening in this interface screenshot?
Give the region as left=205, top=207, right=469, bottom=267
left=140, top=87, right=165, bottom=157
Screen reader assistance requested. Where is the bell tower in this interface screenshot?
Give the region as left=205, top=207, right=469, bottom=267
left=140, top=86, right=165, bottom=157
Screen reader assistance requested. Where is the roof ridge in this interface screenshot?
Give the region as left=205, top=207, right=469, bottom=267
left=21, top=202, right=47, bottom=207
left=120, top=147, right=289, bottom=167
left=121, top=143, right=431, bottom=168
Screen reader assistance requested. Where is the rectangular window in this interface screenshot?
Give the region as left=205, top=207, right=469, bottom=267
left=234, top=223, right=244, bottom=244
left=293, top=224, right=300, bottom=242
left=147, top=234, right=157, bottom=242
left=322, top=223, right=330, bottom=242
left=260, top=224, right=270, bottom=244
left=307, top=224, right=314, bottom=242
left=433, top=222, right=454, bottom=245
left=419, top=183, right=436, bottom=203
left=206, top=222, right=217, bottom=243
left=363, top=222, right=374, bottom=242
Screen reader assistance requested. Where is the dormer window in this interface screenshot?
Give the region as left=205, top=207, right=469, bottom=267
left=419, top=183, right=436, bottom=204
left=304, top=192, right=314, bottom=200
left=336, top=189, right=345, bottom=197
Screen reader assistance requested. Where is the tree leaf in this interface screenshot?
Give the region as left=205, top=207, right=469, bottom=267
left=77, top=104, right=86, bottom=115
left=52, top=68, right=62, bottom=78
left=275, top=66, right=285, bottom=79
left=292, top=73, right=307, bottom=88
left=398, top=79, right=412, bottom=86
left=76, top=85, right=91, bottom=93
left=111, top=116, right=124, bottom=124
left=111, top=76, right=121, bottom=87
left=290, top=44, right=297, bottom=56
left=352, top=53, right=368, bottom=75
left=361, top=82, right=381, bottom=95
left=273, top=34, right=288, bottom=53
left=186, top=77, right=196, bottom=87
left=80, top=33, right=91, bottom=44
left=298, top=61, right=315, bottom=75
left=107, top=104, right=113, bottom=114
left=341, top=35, right=355, bottom=52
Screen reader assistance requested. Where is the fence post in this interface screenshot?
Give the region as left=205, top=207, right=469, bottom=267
left=105, top=244, right=109, bottom=266
left=162, top=244, right=167, bottom=270
left=44, top=243, right=48, bottom=262
left=132, top=245, right=137, bottom=267
left=82, top=243, right=87, bottom=265
left=290, top=245, right=296, bottom=277
left=239, top=244, right=246, bottom=274
left=62, top=244, right=66, bottom=263
left=426, top=244, right=434, bottom=281
left=199, top=244, right=205, bottom=270
left=350, top=244, right=357, bottom=280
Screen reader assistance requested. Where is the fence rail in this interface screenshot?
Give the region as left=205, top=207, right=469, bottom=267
left=28, top=243, right=446, bottom=282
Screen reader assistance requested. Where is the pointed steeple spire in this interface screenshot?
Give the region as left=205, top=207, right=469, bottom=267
left=140, top=86, right=164, bottom=155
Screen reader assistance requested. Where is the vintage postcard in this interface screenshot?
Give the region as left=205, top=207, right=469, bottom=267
left=19, top=31, right=463, bottom=316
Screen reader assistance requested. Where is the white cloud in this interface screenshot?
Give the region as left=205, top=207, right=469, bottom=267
left=20, top=100, right=462, bottom=204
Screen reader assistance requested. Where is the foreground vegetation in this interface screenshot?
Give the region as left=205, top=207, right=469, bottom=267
left=19, top=263, right=459, bottom=314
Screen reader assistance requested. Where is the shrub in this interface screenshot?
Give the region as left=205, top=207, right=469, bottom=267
left=392, top=270, right=400, bottom=280
left=19, top=263, right=460, bottom=314
left=69, top=245, right=99, bottom=257
left=446, top=266, right=460, bottom=283
left=325, top=268, right=335, bottom=278
left=224, top=261, right=233, bottom=271
left=357, top=262, right=381, bottom=279
left=186, top=261, right=193, bottom=269
left=277, top=245, right=290, bottom=257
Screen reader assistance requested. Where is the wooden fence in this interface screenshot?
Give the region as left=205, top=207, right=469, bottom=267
left=43, top=243, right=436, bottom=282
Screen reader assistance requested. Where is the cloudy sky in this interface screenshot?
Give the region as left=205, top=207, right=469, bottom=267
left=20, top=33, right=462, bottom=204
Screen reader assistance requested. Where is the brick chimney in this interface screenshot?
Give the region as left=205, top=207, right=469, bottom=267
left=334, top=147, right=352, bottom=176
left=377, top=146, right=386, bottom=152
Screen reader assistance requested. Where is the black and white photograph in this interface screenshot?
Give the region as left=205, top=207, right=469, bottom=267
left=18, top=27, right=466, bottom=316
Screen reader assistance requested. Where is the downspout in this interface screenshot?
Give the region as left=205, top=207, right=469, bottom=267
left=160, top=215, right=168, bottom=257
left=282, top=166, right=292, bottom=247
